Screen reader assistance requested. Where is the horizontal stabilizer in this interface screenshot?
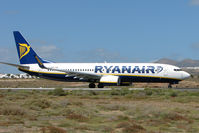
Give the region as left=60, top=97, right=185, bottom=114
left=0, top=62, right=29, bottom=69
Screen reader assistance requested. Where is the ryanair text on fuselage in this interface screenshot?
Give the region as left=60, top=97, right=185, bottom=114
left=95, top=66, right=163, bottom=74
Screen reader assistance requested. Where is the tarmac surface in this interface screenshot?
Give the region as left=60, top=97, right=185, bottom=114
left=0, top=88, right=199, bottom=91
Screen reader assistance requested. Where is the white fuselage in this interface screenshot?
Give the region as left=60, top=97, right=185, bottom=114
left=20, top=63, right=190, bottom=84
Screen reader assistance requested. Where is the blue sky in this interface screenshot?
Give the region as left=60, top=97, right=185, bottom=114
left=1, top=0, right=199, bottom=73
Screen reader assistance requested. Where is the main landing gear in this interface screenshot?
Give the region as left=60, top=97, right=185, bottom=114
left=89, top=83, right=96, bottom=88
left=88, top=83, right=104, bottom=88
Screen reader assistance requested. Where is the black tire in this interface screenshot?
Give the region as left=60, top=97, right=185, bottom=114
left=89, top=83, right=96, bottom=88
left=168, top=84, right=172, bottom=88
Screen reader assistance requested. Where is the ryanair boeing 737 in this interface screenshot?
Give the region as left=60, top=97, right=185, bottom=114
left=0, top=31, right=190, bottom=88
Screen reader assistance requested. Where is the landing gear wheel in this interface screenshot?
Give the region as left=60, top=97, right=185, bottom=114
left=168, top=83, right=172, bottom=88
left=98, top=83, right=104, bottom=88
left=89, top=83, right=96, bottom=88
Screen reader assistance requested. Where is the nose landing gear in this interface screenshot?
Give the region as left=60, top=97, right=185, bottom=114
left=168, top=83, right=172, bottom=88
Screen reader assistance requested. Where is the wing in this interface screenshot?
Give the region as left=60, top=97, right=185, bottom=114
left=34, top=55, right=101, bottom=80
left=47, top=67, right=101, bottom=80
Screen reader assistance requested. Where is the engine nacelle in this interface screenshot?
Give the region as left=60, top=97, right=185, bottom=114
left=100, top=75, right=120, bottom=85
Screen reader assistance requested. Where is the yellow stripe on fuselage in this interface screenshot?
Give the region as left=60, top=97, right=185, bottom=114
left=99, top=73, right=181, bottom=80
left=19, top=68, right=66, bottom=75
left=100, top=81, right=117, bottom=83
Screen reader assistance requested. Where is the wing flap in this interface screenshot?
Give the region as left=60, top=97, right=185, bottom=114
left=47, top=67, right=101, bottom=80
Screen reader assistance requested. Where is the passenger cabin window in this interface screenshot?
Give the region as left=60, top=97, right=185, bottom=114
left=174, top=69, right=182, bottom=71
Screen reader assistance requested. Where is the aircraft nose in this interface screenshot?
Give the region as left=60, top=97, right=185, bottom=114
left=182, top=71, right=191, bottom=79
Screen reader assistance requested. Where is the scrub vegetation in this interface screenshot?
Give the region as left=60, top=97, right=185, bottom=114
left=0, top=88, right=199, bottom=133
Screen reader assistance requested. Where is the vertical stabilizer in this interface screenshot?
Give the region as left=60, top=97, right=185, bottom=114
left=13, top=31, right=48, bottom=64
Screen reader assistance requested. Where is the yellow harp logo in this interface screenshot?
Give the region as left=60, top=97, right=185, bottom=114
left=18, top=43, right=30, bottom=59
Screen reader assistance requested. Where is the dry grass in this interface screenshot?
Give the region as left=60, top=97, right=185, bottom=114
left=0, top=79, right=199, bottom=132
left=67, top=113, right=89, bottom=122
left=0, top=90, right=199, bottom=132
left=41, top=126, right=67, bottom=133
left=0, top=105, right=26, bottom=116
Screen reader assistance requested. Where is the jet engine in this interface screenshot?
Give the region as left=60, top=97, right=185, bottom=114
left=100, top=75, right=120, bottom=85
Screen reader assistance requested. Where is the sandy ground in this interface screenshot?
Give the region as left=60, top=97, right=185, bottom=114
left=0, top=77, right=198, bottom=88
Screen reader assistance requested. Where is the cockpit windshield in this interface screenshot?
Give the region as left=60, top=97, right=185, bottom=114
left=174, top=69, right=182, bottom=71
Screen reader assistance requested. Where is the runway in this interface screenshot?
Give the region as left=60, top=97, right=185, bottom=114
left=0, top=88, right=198, bottom=91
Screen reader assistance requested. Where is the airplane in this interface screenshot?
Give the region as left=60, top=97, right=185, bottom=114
left=0, top=31, right=190, bottom=88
